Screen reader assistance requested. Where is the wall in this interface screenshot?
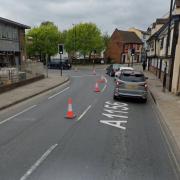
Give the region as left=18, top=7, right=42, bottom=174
left=172, top=24, right=180, bottom=94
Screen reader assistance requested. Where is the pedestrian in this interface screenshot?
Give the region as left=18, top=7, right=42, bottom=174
left=142, top=60, right=147, bottom=71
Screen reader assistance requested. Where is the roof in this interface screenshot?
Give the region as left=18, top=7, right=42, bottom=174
left=115, top=29, right=143, bottom=44
left=147, top=15, right=180, bottom=42
left=0, top=17, right=30, bottom=29
left=156, top=18, right=169, bottom=24
left=129, top=27, right=149, bottom=35
left=176, top=0, right=180, bottom=7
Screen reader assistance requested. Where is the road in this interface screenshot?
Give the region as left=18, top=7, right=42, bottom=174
left=0, top=68, right=179, bottom=180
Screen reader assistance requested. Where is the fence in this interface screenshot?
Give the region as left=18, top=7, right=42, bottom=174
left=0, top=62, right=45, bottom=87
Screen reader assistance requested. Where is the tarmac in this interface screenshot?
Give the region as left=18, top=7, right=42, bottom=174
left=135, top=65, right=180, bottom=169
left=0, top=65, right=179, bottom=168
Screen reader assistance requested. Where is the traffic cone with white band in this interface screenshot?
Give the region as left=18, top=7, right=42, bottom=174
left=94, top=82, right=100, bottom=93
left=65, top=98, right=76, bottom=119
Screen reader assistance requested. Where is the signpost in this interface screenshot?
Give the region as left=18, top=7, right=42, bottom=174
left=131, top=48, right=135, bottom=67
left=58, top=44, right=64, bottom=76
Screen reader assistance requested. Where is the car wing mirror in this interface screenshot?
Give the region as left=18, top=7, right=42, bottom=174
left=145, top=77, right=149, bottom=80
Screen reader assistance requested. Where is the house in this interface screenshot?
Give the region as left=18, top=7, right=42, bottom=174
left=105, top=29, right=143, bottom=64
left=128, top=27, right=150, bottom=61
left=146, top=0, right=180, bottom=94
left=0, top=17, right=30, bottom=68
left=128, top=27, right=150, bottom=49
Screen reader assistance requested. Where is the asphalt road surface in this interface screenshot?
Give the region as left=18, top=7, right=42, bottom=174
left=0, top=69, right=179, bottom=180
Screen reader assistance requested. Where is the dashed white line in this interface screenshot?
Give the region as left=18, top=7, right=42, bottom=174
left=20, top=144, right=58, bottom=180
left=104, top=77, right=108, bottom=83
left=77, top=105, right=92, bottom=121
left=0, top=105, right=37, bottom=125
left=102, top=84, right=107, bottom=92
left=48, top=87, right=70, bottom=100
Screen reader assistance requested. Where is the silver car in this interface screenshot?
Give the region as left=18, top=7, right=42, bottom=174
left=114, top=70, right=148, bottom=103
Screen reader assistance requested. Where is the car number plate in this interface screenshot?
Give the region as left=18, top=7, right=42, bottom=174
left=126, top=84, right=137, bottom=89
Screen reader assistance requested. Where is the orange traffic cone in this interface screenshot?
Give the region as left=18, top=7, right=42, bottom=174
left=98, top=75, right=105, bottom=83
left=65, top=98, right=76, bottom=119
left=94, top=82, right=100, bottom=92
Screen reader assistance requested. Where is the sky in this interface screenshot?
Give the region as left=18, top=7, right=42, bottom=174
left=0, top=0, right=170, bottom=34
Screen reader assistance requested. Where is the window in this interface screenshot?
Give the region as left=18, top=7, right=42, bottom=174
left=0, top=24, right=18, bottom=41
left=150, top=41, right=154, bottom=50
left=160, top=38, right=164, bottom=49
left=137, top=45, right=140, bottom=50
left=125, top=44, right=128, bottom=50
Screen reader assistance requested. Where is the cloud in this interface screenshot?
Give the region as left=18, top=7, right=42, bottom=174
left=0, top=0, right=170, bottom=34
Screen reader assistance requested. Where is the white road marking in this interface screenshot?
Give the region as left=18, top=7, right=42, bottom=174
left=77, top=105, right=92, bottom=121
left=0, top=105, right=37, bottom=125
left=104, top=109, right=128, bottom=114
left=20, top=144, right=58, bottom=180
left=104, top=77, right=107, bottom=83
left=100, top=120, right=127, bottom=130
left=48, top=87, right=69, bottom=100
left=102, top=113, right=128, bottom=119
left=100, top=101, right=129, bottom=131
left=102, top=84, right=107, bottom=92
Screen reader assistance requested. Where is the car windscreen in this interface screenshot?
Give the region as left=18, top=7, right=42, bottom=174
left=120, top=73, right=145, bottom=82
left=51, top=59, right=67, bottom=63
left=113, top=64, right=121, bottom=69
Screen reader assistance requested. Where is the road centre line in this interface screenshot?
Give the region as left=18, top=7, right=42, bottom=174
left=104, top=77, right=107, bottom=83
left=0, top=105, right=37, bottom=125
left=48, top=87, right=70, bottom=100
left=102, top=84, right=107, bottom=93
left=20, top=144, right=58, bottom=180
left=77, top=105, right=92, bottom=121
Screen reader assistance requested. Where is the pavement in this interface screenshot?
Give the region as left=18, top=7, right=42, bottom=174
left=0, top=73, right=69, bottom=110
left=0, top=68, right=179, bottom=180
left=134, top=65, right=180, bottom=168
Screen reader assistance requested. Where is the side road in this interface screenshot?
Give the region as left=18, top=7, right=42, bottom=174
left=0, top=74, right=69, bottom=110
left=135, top=65, right=180, bottom=171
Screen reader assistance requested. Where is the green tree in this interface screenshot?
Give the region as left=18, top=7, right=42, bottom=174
left=102, top=32, right=110, bottom=50
left=26, top=22, right=61, bottom=63
left=65, top=23, right=104, bottom=59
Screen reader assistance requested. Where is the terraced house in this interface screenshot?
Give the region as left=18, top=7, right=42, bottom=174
left=105, top=29, right=143, bottom=64
left=147, top=0, right=180, bottom=94
left=0, top=17, right=30, bottom=67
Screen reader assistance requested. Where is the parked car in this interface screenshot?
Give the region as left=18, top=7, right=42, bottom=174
left=115, top=67, right=134, bottom=81
left=48, top=58, right=71, bottom=70
left=114, top=70, right=148, bottom=103
left=106, top=64, right=122, bottom=77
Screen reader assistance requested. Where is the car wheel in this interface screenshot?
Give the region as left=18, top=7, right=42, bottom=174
left=113, top=95, right=118, bottom=101
left=142, top=98, right=147, bottom=103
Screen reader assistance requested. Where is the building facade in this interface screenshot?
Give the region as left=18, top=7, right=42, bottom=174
left=146, top=0, right=180, bottom=94
left=128, top=27, right=150, bottom=62
left=105, top=29, right=143, bottom=64
left=0, top=17, right=30, bottom=68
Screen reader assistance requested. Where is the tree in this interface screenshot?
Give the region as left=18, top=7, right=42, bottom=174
left=103, top=32, right=110, bottom=50
left=65, top=23, right=104, bottom=59
left=26, top=22, right=61, bottom=63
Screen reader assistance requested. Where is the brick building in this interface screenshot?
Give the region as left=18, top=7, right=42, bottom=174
left=105, top=29, right=143, bottom=64
left=0, top=17, right=30, bottom=67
